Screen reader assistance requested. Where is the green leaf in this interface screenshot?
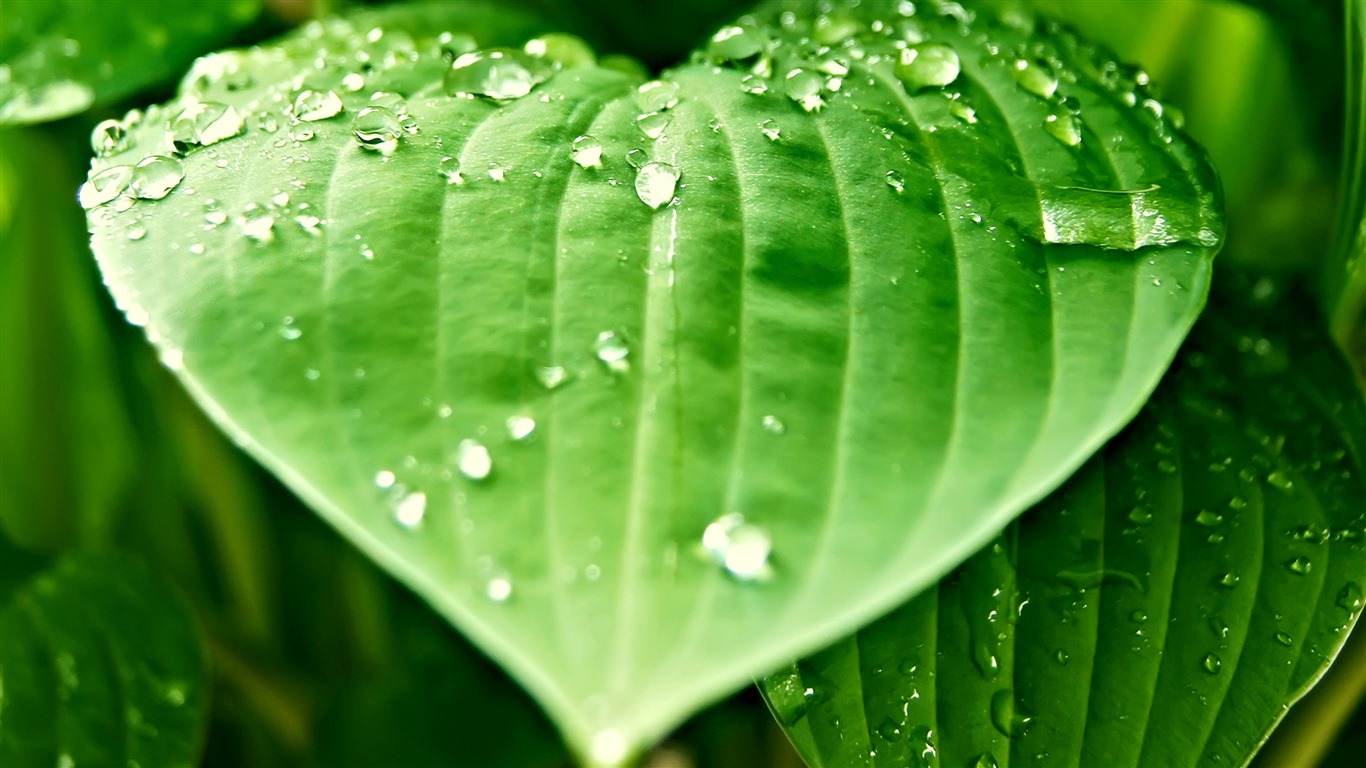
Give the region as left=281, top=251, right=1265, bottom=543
left=0, top=550, right=211, bottom=767
left=0, top=126, right=139, bottom=550
left=1328, top=0, right=1366, bottom=384
left=82, top=1, right=1223, bottom=759
left=0, top=0, right=260, bottom=124
left=760, top=270, right=1366, bottom=768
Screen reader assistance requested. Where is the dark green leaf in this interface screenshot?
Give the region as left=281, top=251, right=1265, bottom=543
left=0, top=0, right=260, bottom=124
left=0, top=126, right=138, bottom=550
left=1328, top=0, right=1366, bottom=383
left=83, top=1, right=1223, bottom=758
left=0, top=551, right=211, bottom=767
left=760, top=271, right=1366, bottom=768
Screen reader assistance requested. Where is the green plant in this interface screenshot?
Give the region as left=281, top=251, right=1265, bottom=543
left=1, top=0, right=1362, bottom=766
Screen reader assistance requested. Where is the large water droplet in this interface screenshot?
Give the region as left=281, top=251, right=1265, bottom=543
left=740, top=75, right=769, bottom=95
left=291, top=89, right=343, bottom=121
left=571, top=135, right=603, bottom=168
left=708, top=25, right=767, bottom=65
left=894, top=43, right=961, bottom=90
left=129, top=156, right=185, bottom=200
left=506, top=415, right=537, bottom=441
left=886, top=169, right=906, bottom=193
left=238, top=203, right=275, bottom=243
left=702, top=513, right=773, bottom=581
left=523, top=33, right=596, bottom=69
left=634, top=161, right=679, bottom=210
left=1287, top=556, right=1312, bottom=575
left=761, top=414, right=785, bottom=434
left=91, top=119, right=128, bottom=157
left=636, top=111, right=671, bottom=140
left=1194, top=509, right=1223, bottom=527
left=445, top=48, right=549, bottom=101
left=534, top=364, right=572, bottom=390
left=78, top=165, right=133, bottom=209
left=486, top=571, right=513, bottom=602
left=784, top=68, right=825, bottom=111
left=1338, top=582, right=1364, bottom=612
left=759, top=118, right=781, bottom=141
left=352, top=106, right=403, bottom=155
left=989, top=689, right=1031, bottom=737
left=636, top=80, right=681, bottom=113
left=171, top=101, right=245, bottom=149
left=438, top=155, right=463, bottom=184
left=1012, top=59, right=1058, bottom=99
left=1266, top=470, right=1294, bottom=492
left=457, top=438, right=493, bottom=480
left=1202, top=653, right=1222, bottom=674
left=975, top=753, right=1000, bottom=768
left=593, top=330, right=631, bottom=373
left=393, top=489, right=427, bottom=529
left=1044, top=105, right=1082, bottom=147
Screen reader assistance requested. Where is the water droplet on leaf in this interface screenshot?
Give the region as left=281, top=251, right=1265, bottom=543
left=894, top=43, right=961, bottom=90
left=129, top=156, right=184, bottom=200
left=457, top=438, right=493, bottom=480
left=634, top=161, right=679, bottom=210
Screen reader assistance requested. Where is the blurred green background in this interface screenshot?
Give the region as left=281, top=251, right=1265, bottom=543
left=0, top=0, right=1360, bottom=765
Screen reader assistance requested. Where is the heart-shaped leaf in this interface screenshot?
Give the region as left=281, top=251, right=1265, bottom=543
left=760, top=270, right=1366, bottom=768
left=0, top=548, right=210, bottom=767
left=0, top=0, right=261, bottom=124
left=82, top=1, right=1223, bottom=759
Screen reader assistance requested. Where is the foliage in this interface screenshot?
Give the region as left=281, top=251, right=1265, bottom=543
left=0, top=0, right=1362, bottom=766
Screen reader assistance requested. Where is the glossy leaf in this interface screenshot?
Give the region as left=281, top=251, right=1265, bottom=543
left=0, top=550, right=211, bottom=767
left=83, top=1, right=1222, bottom=759
left=761, top=271, right=1366, bottom=768
left=0, top=0, right=259, bottom=124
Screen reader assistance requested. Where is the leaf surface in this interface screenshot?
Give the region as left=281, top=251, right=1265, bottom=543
left=0, top=550, right=210, bottom=767
left=761, top=271, right=1366, bottom=768
left=83, top=1, right=1223, bottom=758
left=0, top=0, right=259, bottom=124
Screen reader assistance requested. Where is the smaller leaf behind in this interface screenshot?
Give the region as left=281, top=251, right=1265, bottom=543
left=761, top=270, right=1366, bottom=768
left=0, top=550, right=211, bottom=768
left=0, top=0, right=261, bottom=124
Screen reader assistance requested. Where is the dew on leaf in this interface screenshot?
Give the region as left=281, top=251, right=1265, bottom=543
left=127, top=226, right=146, bottom=241
left=759, top=118, right=781, bottom=141
left=708, top=25, right=767, bottom=65
left=886, top=169, right=906, bottom=193
left=634, top=161, right=679, bottom=210
left=740, top=74, right=769, bottom=94
left=593, top=330, right=631, bottom=373
left=1338, top=582, right=1364, bottom=612
left=534, top=364, right=572, bottom=390
left=784, top=68, right=825, bottom=111
left=438, top=156, right=463, bottom=184
left=1202, top=653, right=1222, bottom=674
left=1287, top=557, right=1312, bottom=575
left=445, top=48, right=549, bottom=101
left=1266, top=470, right=1294, bottom=492
left=765, top=666, right=815, bottom=726
left=1045, top=107, right=1083, bottom=147
left=129, top=156, right=185, bottom=200
left=625, top=148, right=649, bottom=169
left=91, top=118, right=128, bottom=156
left=949, top=96, right=978, bottom=124
left=976, top=753, right=1000, bottom=768
left=203, top=199, right=227, bottom=227
left=1275, top=631, right=1294, bottom=646
left=636, top=111, right=671, bottom=140
left=170, top=101, right=244, bottom=148
left=590, top=729, right=628, bottom=767
left=894, top=43, right=961, bottom=90
left=1012, top=58, right=1058, bottom=99
left=702, top=513, right=773, bottom=581
left=352, top=106, right=403, bottom=155
left=571, top=135, right=603, bottom=168
left=636, top=80, right=681, bottom=112
left=78, top=165, right=133, bottom=209
left=375, top=470, right=396, bottom=489
left=291, top=89, right=343, bottom=121
left=1194, top=509, right=1223, bottom=527
left=524, top=32, right=596, bottom=69
left=457, top=438, right=493, bottom=481
left=506, top=415, right=536, bottom=441
left=393, top=489, right=427, bottom=529
left=761, top=414, right=785, bottom=434
left=989, top=689, right=1031, bottom=737
left=238, top=204, right=275, bottom=242
left=1218, top=572, right=1241, bottom=588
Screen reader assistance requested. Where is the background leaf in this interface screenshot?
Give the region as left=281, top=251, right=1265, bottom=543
left=761, top=269, right=1366, bottom=768
left=83, top=0, right=1223, bottom=759
left=0, top=550, right=211, bottom=767
left=1328, top=0, right=1366, bottom=383
left=0, top=125, right=139, bottom=550
left=0, top=0, right=261, bottom=124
